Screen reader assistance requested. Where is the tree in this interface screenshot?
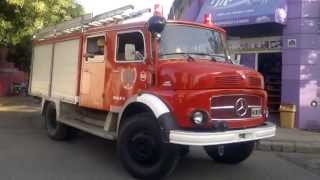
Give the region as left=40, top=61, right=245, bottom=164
left=0, top=0, right=84, bottom=71
left=0, top=0, right=84, bottom=47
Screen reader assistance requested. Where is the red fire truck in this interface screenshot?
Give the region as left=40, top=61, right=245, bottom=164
left=29, top=5, right=276, bottom=179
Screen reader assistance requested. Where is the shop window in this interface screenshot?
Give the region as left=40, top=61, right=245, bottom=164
left=116, top=32, right=145, bottom=62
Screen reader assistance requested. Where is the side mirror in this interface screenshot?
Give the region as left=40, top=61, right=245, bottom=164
left=234, top=54, right=241, bottom=65
left=148, top=16, right=166, bottom=34
left=125, top=44, right=136, bottom=61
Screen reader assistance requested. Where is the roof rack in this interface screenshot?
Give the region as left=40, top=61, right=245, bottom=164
left=34, top=5, right=151, bottom=40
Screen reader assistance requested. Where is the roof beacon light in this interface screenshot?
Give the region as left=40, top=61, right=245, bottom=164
left=204, top=14, right=213, bottom=25
left=154, top=4, right=163, bottom=17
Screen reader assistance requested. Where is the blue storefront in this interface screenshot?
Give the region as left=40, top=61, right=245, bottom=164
left=169, top=0, right=320, bottom=130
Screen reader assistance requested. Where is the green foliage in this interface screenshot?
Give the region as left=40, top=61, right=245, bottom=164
left=0, top=0, right=84, bottom=72
left=0, top=0, right=84, bottom=47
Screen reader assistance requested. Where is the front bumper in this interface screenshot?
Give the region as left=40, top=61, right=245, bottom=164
left=169, top=122, right=276, bottom=146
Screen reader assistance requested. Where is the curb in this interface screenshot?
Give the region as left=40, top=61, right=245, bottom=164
left=255, top=140, right=320, bottom=154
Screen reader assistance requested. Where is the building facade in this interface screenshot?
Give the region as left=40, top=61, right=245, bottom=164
left=169, top=0, right=320, bottom=130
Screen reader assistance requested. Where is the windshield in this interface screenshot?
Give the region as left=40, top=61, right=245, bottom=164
left=159, top=25, right=230, bottom=63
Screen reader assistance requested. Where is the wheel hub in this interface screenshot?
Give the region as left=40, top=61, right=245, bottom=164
left=128, top=131, right=160, bottom=166
left=218, top=145, right=225, bottom=156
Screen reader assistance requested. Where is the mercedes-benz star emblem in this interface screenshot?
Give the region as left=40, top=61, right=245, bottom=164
left=235, top=98, right=248, bottom=117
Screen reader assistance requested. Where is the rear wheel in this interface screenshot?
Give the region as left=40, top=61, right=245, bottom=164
left=204, top=141, right=255, bottom=164
left=118, top=113, right=180, bottom=179
left=45, top=102, right=69, bottom=140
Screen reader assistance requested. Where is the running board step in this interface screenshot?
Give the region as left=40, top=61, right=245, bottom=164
left=74, top=116, right=105, bottom=128
left=58, top=117, right=116, bottom=140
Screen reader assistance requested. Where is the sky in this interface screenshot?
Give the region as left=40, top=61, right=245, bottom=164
left=76, top=0, right=175, bottom=21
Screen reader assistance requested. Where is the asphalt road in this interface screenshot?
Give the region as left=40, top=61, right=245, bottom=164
left=0, top=97, right=319, bottom=180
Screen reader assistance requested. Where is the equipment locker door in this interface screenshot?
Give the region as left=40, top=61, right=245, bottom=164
left=79, top=34, right=107, bottom=109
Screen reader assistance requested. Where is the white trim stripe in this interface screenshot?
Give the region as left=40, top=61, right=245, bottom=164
left=170, top=122, right=276, bottom=146
left=136, top=94, right=170, bottom=118
left=211, top=106, right=234, bottom=110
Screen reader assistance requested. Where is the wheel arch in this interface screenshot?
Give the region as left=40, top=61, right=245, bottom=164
left=41, top=99, right=50, bottom=116
left=117, top=93, right=174, bottom=137
left=41, top=98, right=60, bottom=118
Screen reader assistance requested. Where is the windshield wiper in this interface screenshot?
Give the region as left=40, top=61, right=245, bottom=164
left=188, top=53, right=226, bottom=61
left=208, top=54, right=226, bottom=58
left=159, top=52, right=195, bottom=61
left=159, top=52, right=227, bottom=62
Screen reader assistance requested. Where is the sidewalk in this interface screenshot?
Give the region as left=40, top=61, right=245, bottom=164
left=256, top=127, right=320, bottom=154
left=0, top=96, right=40, bottom=112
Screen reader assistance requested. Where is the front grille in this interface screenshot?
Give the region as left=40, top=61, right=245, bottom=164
left=248, top=76, right=261, bottom=87
left=214, top=75, right=262, bottom=88
left=215, top=76, right=242, bottom=86
left=210, top=95, right=262, bottom=120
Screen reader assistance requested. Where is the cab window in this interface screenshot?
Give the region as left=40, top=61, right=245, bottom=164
left=116, top=31, right=145, bottom=62
left=87, top=36, right=105, bottom=56
left=85, top=35, right=105, bottom=62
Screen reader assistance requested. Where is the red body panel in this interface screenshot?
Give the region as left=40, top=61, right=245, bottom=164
left=157, top=60, right=264, bottom=90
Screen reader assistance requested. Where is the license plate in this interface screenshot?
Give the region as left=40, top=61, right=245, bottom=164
left=251, top=107, right=262, bottom=117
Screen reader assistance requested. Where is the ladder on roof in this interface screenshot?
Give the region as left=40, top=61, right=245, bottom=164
left=35, top=5, right=151, bottom=40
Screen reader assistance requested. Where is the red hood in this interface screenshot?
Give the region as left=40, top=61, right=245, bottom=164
left=158, top=60, right=264, bottom=90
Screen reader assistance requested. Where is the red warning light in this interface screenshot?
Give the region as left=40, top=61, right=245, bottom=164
left=204, top=14, right=213, bottom=25
left=154, top=4, right=163, bottom=17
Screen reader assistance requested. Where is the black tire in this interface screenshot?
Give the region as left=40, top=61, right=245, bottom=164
left=117, top=113, right=180, bottom=179
left=179, top=145, right=190, bottom=158
left=45, top=102, right=69, bottom=141
left=204, top=141, right=255, bottom=164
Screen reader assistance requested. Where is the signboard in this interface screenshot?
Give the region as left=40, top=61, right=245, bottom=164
left=196, top=0, right=288, bottom=27
left=228, top=36, right=282, bottom=52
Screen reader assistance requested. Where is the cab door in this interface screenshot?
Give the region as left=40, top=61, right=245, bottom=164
left=109, top=30, right=152, bottom=108
left=79, top=34, right=107, bottom=109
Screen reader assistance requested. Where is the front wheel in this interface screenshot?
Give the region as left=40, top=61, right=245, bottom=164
left=117, top=113, right=180, bottom=179
left=204, top=141, right=255, bottom=164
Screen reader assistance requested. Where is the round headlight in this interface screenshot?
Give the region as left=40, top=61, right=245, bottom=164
left=191, top=111, right=206, bottom=125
